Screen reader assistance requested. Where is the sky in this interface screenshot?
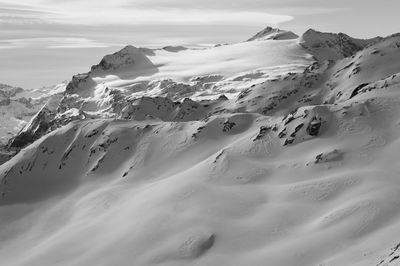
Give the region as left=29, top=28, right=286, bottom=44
left=1, top=0, right=399, bottom=89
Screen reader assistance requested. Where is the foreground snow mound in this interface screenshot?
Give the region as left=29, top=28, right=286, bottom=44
left=2, top=87, right=400, bottom=265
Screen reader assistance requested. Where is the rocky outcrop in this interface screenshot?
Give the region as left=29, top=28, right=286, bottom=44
left=275, top=106, right=333, bottom=146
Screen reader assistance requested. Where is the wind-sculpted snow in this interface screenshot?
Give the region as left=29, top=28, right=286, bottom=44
left=2, top=27, right=400, bottom=266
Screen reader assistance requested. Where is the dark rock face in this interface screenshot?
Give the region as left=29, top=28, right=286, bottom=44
left=65, top=73, right=93, bottom=93
left=283, top=138, right=295, bottom=146
left=90, top=45, right=151, bottom=72
left=9, top=107, right=54, bottom=149
left=306, top=118, right=322, bottom=137
left=218, top=95, right=228, bottom=101
left=8, top=105, right=86, bottom=149
left=222, top=120, right=236, bottom=132
left=253, top=126, right=271, bottom=141
left=314, top=149, right=343, bottom=164
left=350, top=83, right=370, bottom=99
left=291, top=123, right=304, bottom=137
left=90, top=46, right=136, bottom=72
left=9, top=131, right=41, bottom=149
left=278, top=128, right=287, bottom=138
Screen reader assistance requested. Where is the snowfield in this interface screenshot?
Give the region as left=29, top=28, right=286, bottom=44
left=1, top=27, right=400, bottom=266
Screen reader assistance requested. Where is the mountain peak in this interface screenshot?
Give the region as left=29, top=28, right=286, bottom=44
left=247, top=26, right=298, bottom=41
left=90, top=45, right=151, bottom=72
left=300, top=28, right=381, bottom=61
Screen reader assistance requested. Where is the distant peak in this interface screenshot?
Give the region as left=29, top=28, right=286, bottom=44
left=247, top=26, right=298, bottom=41
left=118, top=45, right=140, bottom=54
left=90, top=45, right=152, bottom=72
left=300, top=28, right=382, bottom=61
left=301, top=29, right=351, bottom=39
left=258, top=26, right=275, bottom=34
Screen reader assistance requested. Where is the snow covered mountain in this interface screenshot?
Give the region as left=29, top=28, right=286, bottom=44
left=0, top=83, right=64, bottom=145
left=2, top=26, right=400, bottom=266
left=247, top=26, right=299, bottom=41
left=299, top=29, right=382, bottom=61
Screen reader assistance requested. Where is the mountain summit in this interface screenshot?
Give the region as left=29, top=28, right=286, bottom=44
left=247, top=26, right=298, bottom=41
left=299, top=28, right=382, bottom=60
left=90, top=45, right=154, bottom=72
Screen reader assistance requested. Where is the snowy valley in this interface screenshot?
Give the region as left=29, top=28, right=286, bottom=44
left=1, top=26, right=400, bottom=266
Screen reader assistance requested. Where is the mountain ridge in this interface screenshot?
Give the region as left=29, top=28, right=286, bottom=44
left=6, top=27, right=398, bottom=150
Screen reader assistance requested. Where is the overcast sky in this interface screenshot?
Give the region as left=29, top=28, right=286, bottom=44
left=1, top=0, right=399, bottom=89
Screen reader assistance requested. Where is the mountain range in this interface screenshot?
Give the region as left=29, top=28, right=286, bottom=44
left=1, top=26, right=400, bottom=266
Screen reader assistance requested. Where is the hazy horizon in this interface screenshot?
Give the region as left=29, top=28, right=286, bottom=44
left=1, top=0, right=400, bottom=89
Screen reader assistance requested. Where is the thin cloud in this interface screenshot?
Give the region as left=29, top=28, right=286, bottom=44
left=53, top=9, right=293, bottom=26
left=0, top=37, right=119, bottom=49
left=0, top=1, right=293, bottom=26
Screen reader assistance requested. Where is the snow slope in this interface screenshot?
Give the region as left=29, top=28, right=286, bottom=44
left=2, top=27, right=400, bottom=266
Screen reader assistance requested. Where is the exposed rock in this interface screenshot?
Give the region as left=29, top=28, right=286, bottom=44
left=306, top=117, right=322, bottom=137
left=350, top=83, right=370, bottom=99
left=8, top=106, right=55, bottom=149
left=222, top=120, right=236, bottom=132
left=278, top=128, right=287, bottom=138
left=253, top=126, right=271, bottom=141
left=65, top=73, right=94, bottom=93
left=314, top=149, right=343, bottom=164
